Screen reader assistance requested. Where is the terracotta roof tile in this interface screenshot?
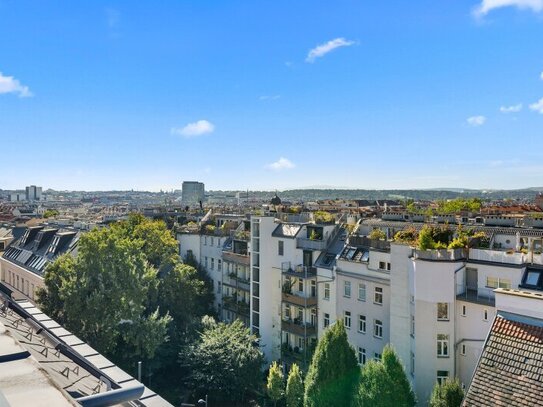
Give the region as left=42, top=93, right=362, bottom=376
left=463, top=314, right=543, bottom=406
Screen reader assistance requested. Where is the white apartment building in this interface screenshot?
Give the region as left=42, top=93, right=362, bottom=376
left=179, top=213, right=543, bottom=405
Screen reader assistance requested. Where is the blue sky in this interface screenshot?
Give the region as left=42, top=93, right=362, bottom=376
left=1, top=0, right=542, bottom=191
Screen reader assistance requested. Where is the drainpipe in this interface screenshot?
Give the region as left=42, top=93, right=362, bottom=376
left=453, top=262, right=467, bottom=380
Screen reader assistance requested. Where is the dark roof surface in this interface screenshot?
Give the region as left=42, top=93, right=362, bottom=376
left=463, top=312, right=543, bottom=406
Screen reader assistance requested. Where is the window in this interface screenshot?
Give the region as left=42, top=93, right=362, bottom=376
left=374, top=353, right=382, bottom=361
left=461, top=344, right=466, bottom=356
left=204, top=256, right=208, bottom=268
left=344, top=311, right=351, bottom=329
left=358, top=347, right=366, bottom=365
left=437, top=303, right=449, bottom=321
left=278, top=240, right=284, bottom=256
left=374, top=319, right=383, bottom=338
left=324, top=283, right=330, bottom=300
left=211, top=258, right=215, bottom=270
left=483, top=309, right=489, bottom=321
left=437, top=370, right=449, bottom=385
left=217, top=281, right=222, bottom=293
left=323, top=313, right=330, bottom=328
left=358, top=283, right=366, bottom=301
left=358, top=315, right=366, bottom=333
left=437, top=334, right=449, bottom=357
left=379, top=261, right=391, bottom=271
left=461, top=305, right=467, bottom=317
left=218, top=259, right=222, bottom=271
left=204, top=236, right=207, bottom=245
left=525, top=271, right=541, bottom=286
left=374, top=287, right=383, bottom=305
left=486, top=277, right=512, bottom=289
left=410, top=351, right=415, bottom=376
left=210, top=237, right=214, bottom=246
left=410, top=315, right=415, bottom=337
left=344, top=281, right=351, bottom=298
left=298, top=279, right=303, bottom=292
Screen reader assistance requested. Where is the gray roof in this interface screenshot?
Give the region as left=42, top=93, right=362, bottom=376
left=272, top=223, right=302, bottom=238
left=463, top=311, right=543, bottom=407
left=0, top=292, right=172, bottom=406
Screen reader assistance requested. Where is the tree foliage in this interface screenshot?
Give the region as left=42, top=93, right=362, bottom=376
left=267, top=361, right=285, bottom=406
left=286, top=363, right=304, bottom=407
left=429, top=378, right=464, bottom=407
left=179, top=318, right=264, bottom=403
left=355, top=345, right=415, bottom=407
left=36, top=213, right=214, bottom=394
left=304, top=321, right=359, bottom=407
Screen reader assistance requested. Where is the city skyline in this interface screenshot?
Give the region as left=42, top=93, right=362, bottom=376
left=1, top=0, right=543, bottom=191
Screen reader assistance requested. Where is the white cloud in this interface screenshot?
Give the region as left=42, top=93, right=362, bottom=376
left=473, top=0, right=543, bottom=17
left=105, top=7, right=120, bottom=28
left=529, top=97, right=543, bottom=113
left=305, top=38, right=355, bottom=63
left=499, top=103, right=522, bottom=113
left=259, top=95, right=281, bottom=101
left=467, top=115, right=487, bottom=126
left=0, top=72, right=32, bottom=97
left=266, top=157, right=295, bottom=171
left=540, top=71, right=543, bottom=80
left=171, top=120, right=215, bottom=138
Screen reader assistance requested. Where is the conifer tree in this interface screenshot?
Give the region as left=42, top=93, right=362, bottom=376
left=286, top=363, right=304, bottom=407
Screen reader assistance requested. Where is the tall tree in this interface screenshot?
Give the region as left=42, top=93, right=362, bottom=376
left=355, top=346, right=415, bottom=407
left=304, top=321, right=359, bottom=407
left=267, top=361, right=285, bottom=407
left=429, top=378, right=464, bottom=407
left=179, top=317, right=264, bottom=404
left=286, top=363, right=304, bottom=407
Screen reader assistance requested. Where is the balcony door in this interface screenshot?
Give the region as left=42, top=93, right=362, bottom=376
left=303, top=251, right=313, bottom=268
left=466, top=268, right=478, bottom=293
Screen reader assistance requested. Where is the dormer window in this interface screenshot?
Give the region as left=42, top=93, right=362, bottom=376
left=520, top=268, right=543, bottom=291
left=48, top=236, right=60, bottom=255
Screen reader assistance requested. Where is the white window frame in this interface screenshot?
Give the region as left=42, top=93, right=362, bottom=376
left=323, top=313, right=330, bottom=329
left=344, top=281, right=351, bottom=298
left=324, top=283, right=330, bottom=300
left=374, top=287, right=383, bottom=305
left=344, top=311, right=351, bottom=329
left=437, top=302, right=449, bottom=321
left=374, top=319, right=383, bottom=338
left=358, top=347, right=366, bottom=365
left=437, top=334, right=449, bottom=357
left=358, top=283, right=366, bottom=301
left=358, top=315, right=366, bottom=333
left=437, top=370, right=449, bottom=385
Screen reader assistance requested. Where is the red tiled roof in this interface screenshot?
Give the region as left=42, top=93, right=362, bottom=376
left=463, top=314, right=543, bottom=406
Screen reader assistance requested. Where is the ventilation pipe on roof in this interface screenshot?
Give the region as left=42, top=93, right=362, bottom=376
left=76, top=383, right=145, bottom=407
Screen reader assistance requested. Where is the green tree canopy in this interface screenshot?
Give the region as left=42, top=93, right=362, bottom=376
left=286, top=363, right=304, bottom=407
left=179, top=317, right=264, bottom=403
left=267, top=361, right=285, bottom=407
left=304, top=320, right=359, bottom=407
left=429, top=378, right=464, bottom=407
left=355, top=345, right=415, bottom=407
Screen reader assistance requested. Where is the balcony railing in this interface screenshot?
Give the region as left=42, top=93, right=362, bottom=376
left=469, top=248, right=527, bottom=265
left=296, top=219, right=343, bottom=251
left=222, top=297, right=250, bottom=316
left=222, top=250, right=250, bottom=265
left=414, top=248, right=466, bottom=261
left=281, top=319, right=317, bottom=336
left=456, top=284, right=495, bottom=306
left=282, top=292, right=317, bottom=307
left=281, top=263, right=317, bottom=278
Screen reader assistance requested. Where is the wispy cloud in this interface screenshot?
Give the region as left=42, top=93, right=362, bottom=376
left=266, top=157, right=295, bottom=171
left=0, top=72, right=32, bottom=97
left=171, top=120, right=215, bottom=138
left=473, top=0, right=543, bottom=17
left=259, top=95, right=281, bottom=101
left=105, top=7, right=120, bottom=28
left=540, top=71, right=543, bottom=80
left=467, top=115, right=486, bottom=126
left=305, top=38, right=355, bottom=63
left=499, top=103, right=522, bottom=113
left=529, top=98, right=543, bottom=114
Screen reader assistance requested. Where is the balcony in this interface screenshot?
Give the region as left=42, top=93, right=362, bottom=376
left=282, top=292, right=317, bottom=307
left=223, top=272, right=250, bottom=291
left=414, top=248, right=466, bottom=261
left=222, top=250, right=250, bottom=265
left=456, top=285, right=495, bottom=306
left=281, top=319, right=317, bottom=336
left=296, top=237, right=327, bottom=251
left=281, top=263, right=317, bottom=278
left=222, top=296, right=250, bottom=316
left=469, top=248, right=528, bottom=265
